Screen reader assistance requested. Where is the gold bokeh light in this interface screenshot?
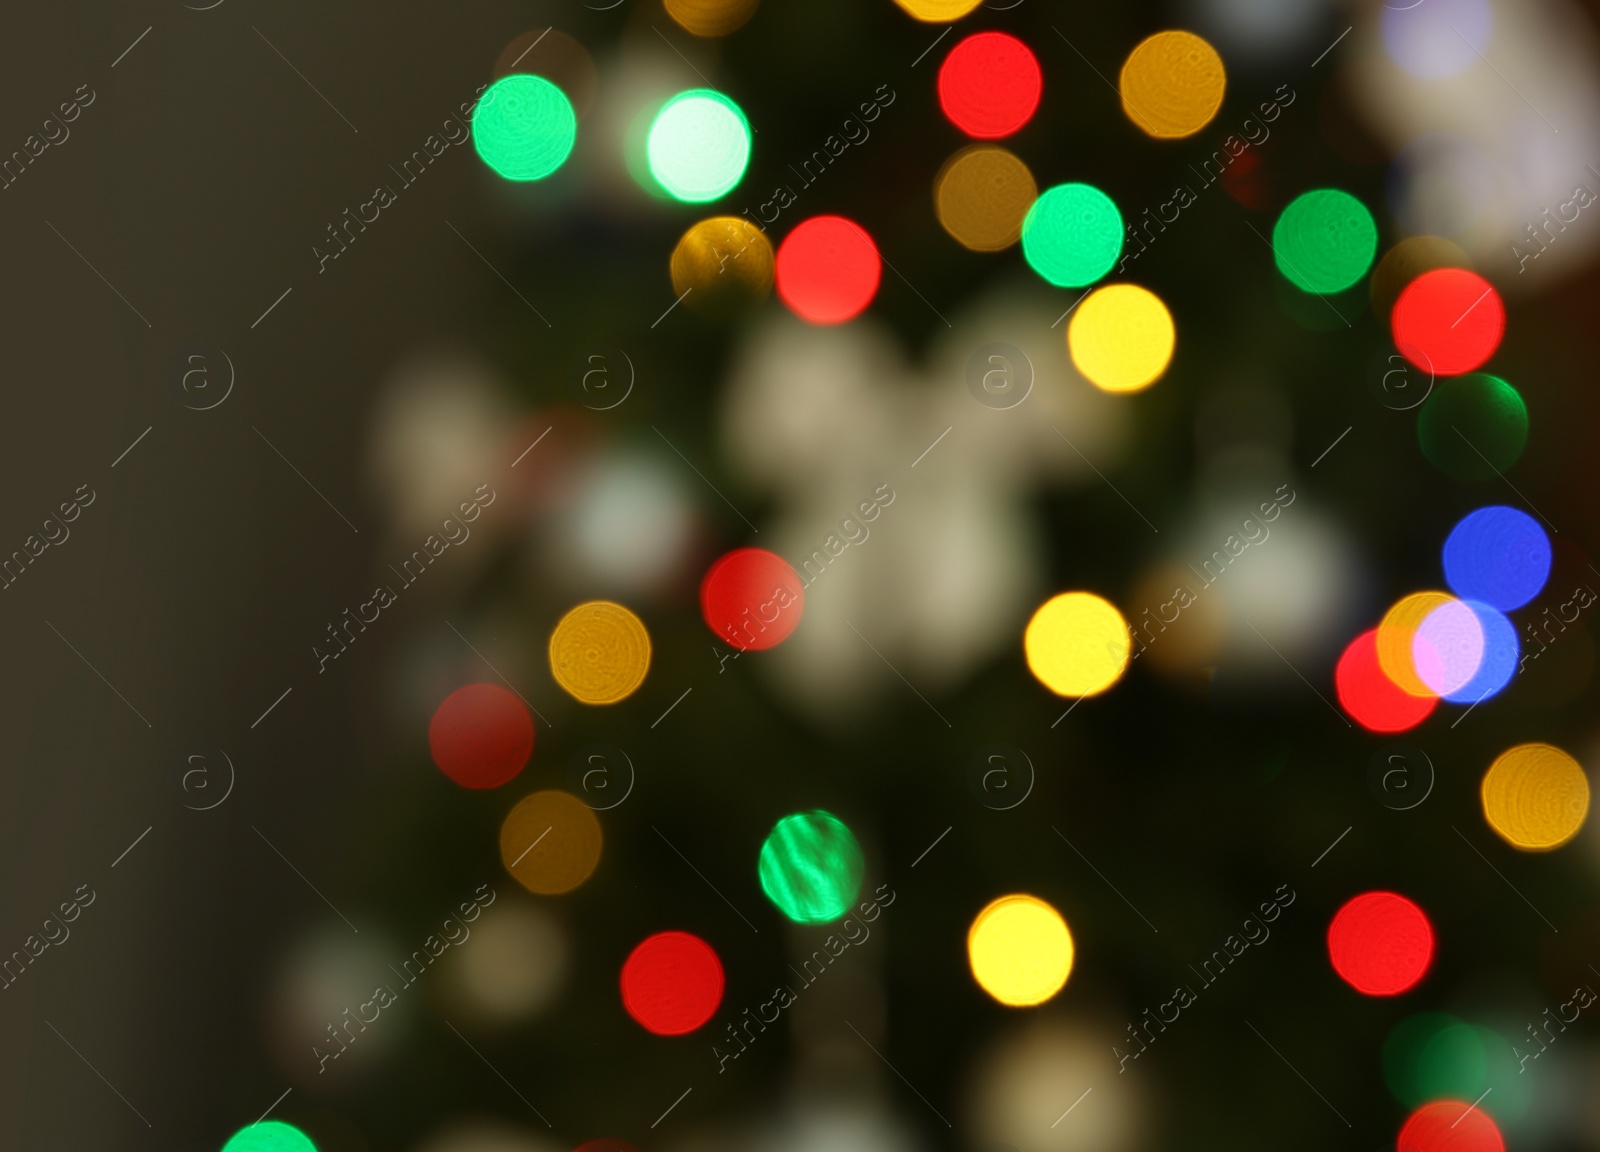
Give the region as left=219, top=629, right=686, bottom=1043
left=1482, top=743, right=1589, bottom=851
left=500, top=790, right=604, bottom=894
left=549, top=601, right=652, bottom=704
left=933, top=145, right=1037, bottom=252
left=1118, top=31, right=1226, bottom=140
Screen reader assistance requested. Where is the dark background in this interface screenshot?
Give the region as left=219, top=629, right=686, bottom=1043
left=3, top=1, right=1600, bottom=1150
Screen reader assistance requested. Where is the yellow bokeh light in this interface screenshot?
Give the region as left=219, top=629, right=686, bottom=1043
left=1067, top=284, right=1175, bottom=394
left=968, top=894, right=1074, bottom=1007
left=549, top=601, right=652, bottom=704
left=1482, top=743, right=1589, bottom=851
left=1024, top=592, right=1130, bottom=697
left=1370, top=236, right=1472, bottom=323
left=892, top=0, right=983, bottom=22
left=1375, top=591, right=1453, bottom=698
left=500, top=790, right=603, bottom=894
left=671, top=216, right=774, bottom=316
left=1118, top=31, right=1226, bottom=140
left=933, top=145, right=1037, bottom=253
left=664, top=0, right=760, bottom=37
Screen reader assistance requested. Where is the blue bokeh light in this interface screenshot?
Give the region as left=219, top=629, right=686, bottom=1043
left=1442, top=506, right=1550, bottom=611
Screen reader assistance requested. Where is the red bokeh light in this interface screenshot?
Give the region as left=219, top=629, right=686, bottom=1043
left=774, top=215, right=881, bottom=325
left=1397, top=1100, right=1505, bottom=1152
left=701, top=547, right=805, bottom=651
left=1334, top=629, right=1436, bottom=732
left=620, top=930, right=725, bottom=1035
left=1328, top=890, right=1435, bottom=996
left=937, top=32, right=1043, bottom=139
left=1391, top=268, right=1505, bottom=377
left=428, top=682, right=534, bottom=789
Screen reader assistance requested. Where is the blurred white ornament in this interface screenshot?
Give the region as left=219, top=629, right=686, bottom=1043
left=267, top=925, right=408, bottom=1087
left=1350, top=0, right=1600, bottom=287
left=544, top=450, right=696, bottom=597
left=438, top=898, right=569, bottom=1027
left=965, top=1018, right=1142, bottom=1152
left=1187, top=0, right=1332, bottom=62
left=717, top=285, right=1127, bottom=724
left=368, top=350, right=512, bottom=539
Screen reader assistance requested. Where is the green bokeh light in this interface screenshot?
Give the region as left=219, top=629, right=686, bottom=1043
left=1418, top=373, right=1528, bottom=480
left=1020, top=183, right=1123, bottom=288
left=646, top=89, right=751, bottom=203
left=222, top=1120, right=318, bottom=1152
left=1273, top=189, right=1377, bottom=294
left=758, top=810, right=864, bottom=923
left=472, top=74, right=577, bottom=182
left=1382, top=1014, right=1531, bottom=1122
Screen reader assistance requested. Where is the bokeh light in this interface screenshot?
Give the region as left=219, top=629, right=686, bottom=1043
left=968, top=894, right=1074, bottom=1007
left=700, top=547, right=805, bottom=650
left=620, top=930, right=725, bottom=1035
left=1442, top=506, right=1551, bottom=612
left=646, top=89, right=752, bottom=203
left=1392, top=269, right=1505, bottom=377
left=1481, top=743, right=1589, bottom=851
left=472, top=74, right=577, bottom=182
left=758, top=810, right=864, bottom=923
left=1272, top=189, right=1378, bottom=294
left=892, top=0, right=983, bottom=21
left=1335, top=629, right=1437, bottom=732
left=1189, top=0, right=1330, bottom=62
left=664, top=0, right=760, bottom=38
left=1384, top=1012, right=1470, bottom=1106
left=441, top=899, right=568, bottom=1025
left=548, top=600, right=651, bottom=704
left=937, top=32, right=1043, bottom=139
left=1417, top=374, right=1527, bottom=481
left=222, top=1121, right=318, bottom=1152
left=1375, top=591, right=1456, bottom=697
left=933, top=145, right=1037, bottom=251
left=500, top=790, right=603, bottom=894
left=548, top=451, right=695, bottom=595
left=1021, top=184, right=1123, bottom=288
left=1413, top=598, right=1486, bottom=698
left=1397, top=1099, right=1504, bottom=1152
left=1383, top=1013, right=1530, bottom=1122
left=1382, top=0, right=1494, bottom=80
left=966, top=1019, right=1142, bottom=1152
left=1023, top=592, right=1130, bottom=697
left=670, top=216, right=774, bottom=316
left=428, top=683, right=534, bottom=789
left=774, top=215, right=881, bottom=324
left=1442, top=601, right=1518, bottom=705
left=1327, top=891, right=1434, bottom=996
left=1067, top=284, right=1175, bottom=394
left=1118, top=31, right=1226, bottom=139
left=1370, top=236, right=1472, bottom=321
